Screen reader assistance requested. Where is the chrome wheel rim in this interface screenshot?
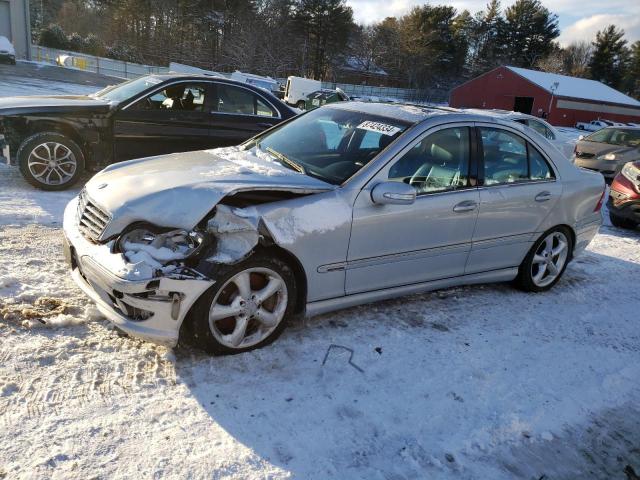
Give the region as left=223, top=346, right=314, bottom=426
left=27, top=142, right=77, bottom=186
left=208, top=267, right=288, bottom=349
left=531, top=231, right=569, bottom=287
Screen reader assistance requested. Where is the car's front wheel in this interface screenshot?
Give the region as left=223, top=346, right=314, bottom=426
left=17, top=132, right=85, bottom=190
left=182, top=253, right=297, bottom=355
left=517, top=227, right=572, bottom=292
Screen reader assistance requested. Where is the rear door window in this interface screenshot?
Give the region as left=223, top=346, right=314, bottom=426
left=479, top=127, right=555, bottom=185
left=215, top=83, right=276, bottom=117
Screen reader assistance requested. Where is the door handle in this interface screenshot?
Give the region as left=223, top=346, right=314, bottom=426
left=535, top=191, right=552, bottom=202
left=453, top=200, right=478, bottom=213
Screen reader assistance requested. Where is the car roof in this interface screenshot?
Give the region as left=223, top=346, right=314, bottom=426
left=148, top=73, right=278, bottom=93
left=328, top=101, right=539, bottom=131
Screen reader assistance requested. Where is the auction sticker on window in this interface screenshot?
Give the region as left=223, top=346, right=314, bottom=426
left=357, top=121, right=401, bottom=136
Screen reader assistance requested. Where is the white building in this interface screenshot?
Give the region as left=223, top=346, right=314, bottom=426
left=0, top=0, right=31, bottom=60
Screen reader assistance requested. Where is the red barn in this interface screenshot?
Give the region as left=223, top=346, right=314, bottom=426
left=450, top=66, right=640, bottom=127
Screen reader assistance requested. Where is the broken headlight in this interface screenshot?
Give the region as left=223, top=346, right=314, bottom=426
left=117, top=227, right=206, bottom=264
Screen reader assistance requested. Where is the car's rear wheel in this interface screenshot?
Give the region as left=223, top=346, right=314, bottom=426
left=182, top=253, right=297, bottom=355
left=516, top=227, right=572, bottom=292
left=17, top=132, right=85, bottom=191
left=609, top=212, right=638, bottom=230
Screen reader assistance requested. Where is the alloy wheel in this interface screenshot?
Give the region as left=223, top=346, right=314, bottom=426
left=531, top=231, right=569, bottom=287
left=208, top=267, right=288, bottom=349
left=27, top=142, right=77, bottom=186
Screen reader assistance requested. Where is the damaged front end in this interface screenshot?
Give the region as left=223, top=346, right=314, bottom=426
left=63, top=196, right=278, bottom=346
left=63, top=197, right=218, bottom=346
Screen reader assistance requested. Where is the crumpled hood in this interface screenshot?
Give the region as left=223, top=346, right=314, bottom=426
left=85, top=147, right=334, bottom=238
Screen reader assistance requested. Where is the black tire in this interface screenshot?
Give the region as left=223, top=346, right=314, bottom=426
left=516, top=226, right=573, bottom=293
left=17, top=132, right=85, bottom=191
left=181, top=252, right=298, bottom=355
left=609, top=212, right=638, bottom=230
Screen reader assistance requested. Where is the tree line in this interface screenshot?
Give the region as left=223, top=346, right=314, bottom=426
left=31, top=0, right=640, bottom=99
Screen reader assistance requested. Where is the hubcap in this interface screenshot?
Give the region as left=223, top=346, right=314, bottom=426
left=531, top=231, right=569, bottom=287
left=208, top=267, right=288, bottom=349
left=27, top=142, right=77, bottom=186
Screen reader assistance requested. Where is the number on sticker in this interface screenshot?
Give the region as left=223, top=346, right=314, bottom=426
left=357, top=121, right=401, bottom=136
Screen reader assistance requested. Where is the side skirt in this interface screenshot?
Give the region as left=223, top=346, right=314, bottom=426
left=304, top=267, right=518, bottom=318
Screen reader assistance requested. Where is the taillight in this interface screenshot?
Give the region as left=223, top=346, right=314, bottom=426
left=594, top=188, right=606, bottom=212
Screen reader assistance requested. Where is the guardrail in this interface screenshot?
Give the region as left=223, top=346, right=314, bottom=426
left=31, top=45, right=170, bottom=79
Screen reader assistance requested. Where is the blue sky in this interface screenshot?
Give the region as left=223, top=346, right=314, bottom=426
left=346, top=0, right=640, bottom=46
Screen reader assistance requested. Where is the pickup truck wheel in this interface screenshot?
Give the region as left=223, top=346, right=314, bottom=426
left=17, top=132, right=85, bottom=191
left=182, top=253, right=297, bottom=355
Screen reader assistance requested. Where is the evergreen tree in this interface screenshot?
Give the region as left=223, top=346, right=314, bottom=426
left=468, top=0, right=506, bottom=75
left=294, top=0, right=354, bottom=79
left=623, top=41, right=640, bottom=99
left=590, top=25, right=629, bottom=89
left=502, top=0, right=559, bottom=67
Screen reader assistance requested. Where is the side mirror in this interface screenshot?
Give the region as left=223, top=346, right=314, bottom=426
left=371, top=181, right=416, bottom=205
left=578, top=135, right=584, bottom=141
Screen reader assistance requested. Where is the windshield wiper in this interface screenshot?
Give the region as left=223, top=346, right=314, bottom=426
left=264, top=146, right=306, bottom=174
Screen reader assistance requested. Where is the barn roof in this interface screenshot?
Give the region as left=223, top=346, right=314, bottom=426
left=506, top=66, right=640, bottom=108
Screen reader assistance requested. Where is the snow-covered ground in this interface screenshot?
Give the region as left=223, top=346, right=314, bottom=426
left=1, top=156, right=640, bottom=479
left=0, top=76, right=99, bottom=97
left=0, top=61, right=113, bottom=97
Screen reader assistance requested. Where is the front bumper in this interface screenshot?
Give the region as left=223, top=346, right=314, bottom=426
left=0, top=53, right=15, bottom=63
left=63, top=197, right=213, bottom=346
left=607, top=197, right=640, bottom=222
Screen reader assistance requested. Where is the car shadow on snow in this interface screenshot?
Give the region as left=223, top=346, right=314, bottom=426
left=171, top=248, right=640, bottom=479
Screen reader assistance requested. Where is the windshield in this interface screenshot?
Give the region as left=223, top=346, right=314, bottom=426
left=585, top=128, right=640, bottom=147
left=94, top=76, right=163, bottom=102
left=243, top=107, right=410, bottom=184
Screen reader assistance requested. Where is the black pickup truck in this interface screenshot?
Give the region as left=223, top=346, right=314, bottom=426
left=0, top=74, right=296, bottom=190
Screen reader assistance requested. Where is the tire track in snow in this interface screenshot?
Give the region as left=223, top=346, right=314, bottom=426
left=0, top=357, right=179, bottom=425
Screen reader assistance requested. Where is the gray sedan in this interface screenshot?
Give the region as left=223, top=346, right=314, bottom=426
left=574, top=127, right=640, bottom=179
left=63, top=102, right=605, bottom=354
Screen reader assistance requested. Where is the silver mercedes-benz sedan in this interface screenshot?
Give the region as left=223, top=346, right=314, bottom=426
left=63, top=102, right=605, bottom=354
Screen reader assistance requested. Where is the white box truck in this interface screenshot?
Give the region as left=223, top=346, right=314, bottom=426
left=284, top=76, right=322, bottom=108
